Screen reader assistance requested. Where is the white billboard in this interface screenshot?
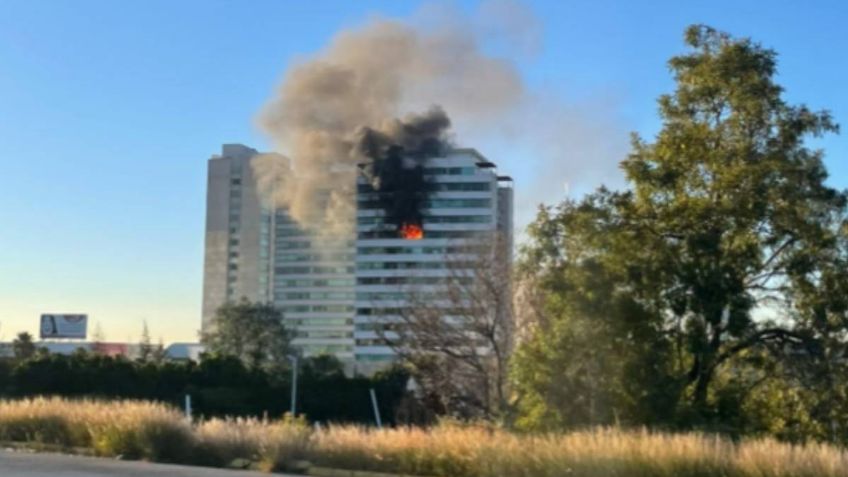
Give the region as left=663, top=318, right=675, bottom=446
left=40, top=314, right=88, bottom=339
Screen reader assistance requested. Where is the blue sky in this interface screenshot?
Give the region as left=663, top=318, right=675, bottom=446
left=1, top=0, right=846, bottom=342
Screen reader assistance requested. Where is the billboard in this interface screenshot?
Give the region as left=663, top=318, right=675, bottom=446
left=40, top=314, right=88, bottom=339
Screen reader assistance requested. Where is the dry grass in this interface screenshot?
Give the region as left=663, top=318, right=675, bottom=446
left=0, top=397, right=193, bottom=461
left=195, top=416, right=310, bottom=471
left=0, top=398, right=846, bottom=476
left=309, top=424, right=848, bottom=477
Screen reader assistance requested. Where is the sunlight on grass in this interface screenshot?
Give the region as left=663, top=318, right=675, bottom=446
left=0, top=397, right=845, bottom=476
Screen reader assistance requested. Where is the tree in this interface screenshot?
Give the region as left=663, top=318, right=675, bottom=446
left=514, top=25, right=846, bottom=430
left=138, top=320, right=154, bottom=362
left=512, top=200, right=679, bottom=430
left=12, top=332, right=37, bottom=361
left=90, top=321, right=106, bottom=354
left=379, top=234, right=514, bottom=421
left=201, top=299, right=292, bottom=372
left=151, top=337, right=168, bottom=364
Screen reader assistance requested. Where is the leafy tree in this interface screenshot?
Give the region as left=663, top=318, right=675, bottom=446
left=12, top=332, right=36, bottom=361
left=201, top=299, right=292, bottom=372
left=514, top=25, right=846, bottom=430
left=513, top=201, right=679, bottom=430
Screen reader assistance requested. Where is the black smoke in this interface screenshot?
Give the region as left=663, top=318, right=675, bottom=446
left=356, top=107, right=452, bottom=236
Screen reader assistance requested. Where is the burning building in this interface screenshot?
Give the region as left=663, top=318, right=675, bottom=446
left=353, top=147, right=513, bottom=371
left=202, top=144, right=513, bottom=373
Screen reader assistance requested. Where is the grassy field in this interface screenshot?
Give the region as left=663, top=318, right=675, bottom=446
left=0, top=397, right=845, bottom=476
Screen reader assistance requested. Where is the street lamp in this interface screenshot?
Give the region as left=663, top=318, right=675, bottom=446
left=287, top=355, right=299, bottom=416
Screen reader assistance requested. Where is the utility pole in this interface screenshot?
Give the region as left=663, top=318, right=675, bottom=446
left=288, top=355, right=299, bottom=416
left=370, top=388, right=382, bottom=428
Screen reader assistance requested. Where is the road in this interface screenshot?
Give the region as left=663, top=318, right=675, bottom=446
left=0, top=449, right=299, bottom=477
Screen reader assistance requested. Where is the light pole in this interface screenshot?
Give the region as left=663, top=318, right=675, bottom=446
left=288, top=355, right=299, bottom=416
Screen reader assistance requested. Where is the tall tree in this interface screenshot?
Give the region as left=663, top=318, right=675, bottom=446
left=622, top=24, right=843, bottom=413
left=513, top=199, right=679, bottom=430
left=380, top=234, right=514, bottom=421
left=514, top=25, right=846, bottom=429
left=201, top=299, right=292, bottom=372
left=12, top=332, right=37, bottom=361
left=138, top=320, right=154, bottom=362
left=90, top=321, right=106, bottom=354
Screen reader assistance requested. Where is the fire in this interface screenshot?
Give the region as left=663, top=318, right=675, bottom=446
left=399, top=222, right=424, bottom=240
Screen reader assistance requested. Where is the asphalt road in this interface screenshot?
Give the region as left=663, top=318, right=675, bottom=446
left=0, top=449, right=298, bottom=477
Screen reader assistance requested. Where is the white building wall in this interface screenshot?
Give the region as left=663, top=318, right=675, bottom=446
left=201, top=144, right=270, bottom=329
left=353, top=148, right=513, bottom=374
left=270, top=214, right=356, bottom=360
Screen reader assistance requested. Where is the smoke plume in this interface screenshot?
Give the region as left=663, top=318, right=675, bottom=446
left=255, top=1, right=628, bottom=236
left=357, top=107, right=452, bottom=237
left=255, top=7, right=522, bottom=235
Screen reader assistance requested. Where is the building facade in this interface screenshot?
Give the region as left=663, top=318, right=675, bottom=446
left=202, top=145, right=356, bottom=358
left=202, top=145, right=513, bottom=373
left=201, top=144, right=272, bottom=329
left=353, top=148, right=513, bottom=372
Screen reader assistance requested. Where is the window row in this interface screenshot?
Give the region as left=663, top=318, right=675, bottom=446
left=357, top=230, right=483, bottom=240
left=275, top=266, right=355, bottom=275
left=422, top=166, right=478, bottom=176
left=276, top=253, right=354, bottom=263
left=280, top=291, right=355, bottom=300
left=295, top=330, right=353, bottom=339
left=357, top=198, right=491, bottom=210
left=301, top=344, right=354, bottom=354
left=279, top=304, right=355, bottom=313
left=357, top=182, right=491, bottom=193
left=356, top=261, right=474, bottom=270
left=356, top=307, right=469, bottom=315
left=357, top=245, right=479, bottom=255
left=357, top=276, right=472, bottom=285
left=287, top=317, right=354, bottom=326
left=357, top=215, right=491, bottom=226
left=278, top=278, right=355, bottom=288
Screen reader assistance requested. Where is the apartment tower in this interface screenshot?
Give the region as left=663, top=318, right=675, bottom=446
left=202, top=145, right=512, bottom=372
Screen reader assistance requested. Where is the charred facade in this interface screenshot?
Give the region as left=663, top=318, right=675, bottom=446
left=356, top=107, right=452, bottom=239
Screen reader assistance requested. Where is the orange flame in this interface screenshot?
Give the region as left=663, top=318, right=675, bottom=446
left=399, top=222, right=424, bottom=240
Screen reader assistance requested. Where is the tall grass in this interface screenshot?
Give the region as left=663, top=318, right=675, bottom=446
left=0, top=397, right=845, bottom=476
left=0, top=397, right=193, bottom=461
left=195, top=416, right=310, bottom=471
left=309, top=424, right=848, bottom=477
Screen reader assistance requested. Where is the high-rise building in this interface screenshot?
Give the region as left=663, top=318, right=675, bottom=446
left=271, top=201, right=357, bottom=360
left=352, top=148, right=513, bottom=372
left=202, top=145, right=513, bottom=373
left=202, top=144, right=272, bottom=330
left=202, top=145, right=355, bottom=358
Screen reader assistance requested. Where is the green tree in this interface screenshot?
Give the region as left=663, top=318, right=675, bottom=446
left=12, top=332, right=37, bottom=361
left=513, top=200, right=679, bottom=430
left=201, top=299, right=292, bottom=372
left=514, top=25, right=846, bottom=430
